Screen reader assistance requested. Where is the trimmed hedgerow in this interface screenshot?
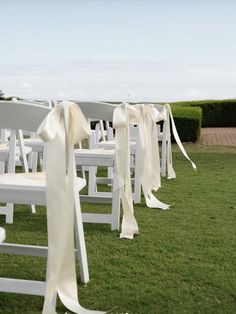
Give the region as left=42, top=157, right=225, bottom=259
left=171, top=105, right=202, bottom=142
left=171, top=99, right=236, bottom=127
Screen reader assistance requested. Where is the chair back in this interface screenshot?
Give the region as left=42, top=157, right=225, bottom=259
left=0, top=101, right=51, bottom=132
left=76, top=101, right=117, bottom=122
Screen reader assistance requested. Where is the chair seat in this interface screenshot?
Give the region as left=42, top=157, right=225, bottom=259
left=96, top=140, right=136, bottom=154
left=0, top=172, right=86, bottom=191
left=0, top=172, right=86, bottom=205
left=0, top=227, right=5, bottom=243
left=75, top=148, right=115, bottom=157
left=75, top=148, right=115, bottom=167
left=0, top=172, right=46, bottom=191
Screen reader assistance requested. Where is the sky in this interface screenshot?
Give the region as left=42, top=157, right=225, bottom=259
left=0, top=0, right=236, bottom=102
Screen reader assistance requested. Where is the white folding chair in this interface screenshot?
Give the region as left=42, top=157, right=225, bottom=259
left=0, top=227, right=5, bottom=243
left=88, top=118, right=140, bottom=201
left=73, top=101, right=122, bottom=231
left=0, top=100, right=89, bottom=303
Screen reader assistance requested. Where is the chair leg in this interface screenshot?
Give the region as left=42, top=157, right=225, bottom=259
left=133, top=143, right=142, bottom=204
left=30, top=152, right=37, bottom=214
left=30, top=205, right=36, bottom=214
left=27, top=151, right=33, bottom=170
left=74, top=194, right=89, bottom=284
left=133, top=152, right=141, bottom=204
left=0, top=203, right=14, bottom=224
left=167, top=129, right=173, bottom=169
left=31, top=152, right=39, bottom=172
left=6, top=204, right=14, bottom=224
left=107, top=167, right=113, bottom=186
left=88, top=166, right=97, bottom=195
left=111, top=168, right=120, bottom=231
left=133, top=174, right=141, bottom=204
left=0, top=162, right=5, bottom=174
left=0, top=159, right=13, bottom=223
left=161, top=123, right=167, bottom=177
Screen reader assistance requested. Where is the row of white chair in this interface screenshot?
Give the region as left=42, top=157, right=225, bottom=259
left=0, top=100, right=194, bottom=228
left=0, top=99, right=195, bottom=313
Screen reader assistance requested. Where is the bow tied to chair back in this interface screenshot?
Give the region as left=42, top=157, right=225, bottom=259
left=135, top=104, right=170, bottom=210
left=38, top=101, right=104, bottom=314
left=113, top=102, right=171, bottom=238
left=113, top=103, right=140, bottom=239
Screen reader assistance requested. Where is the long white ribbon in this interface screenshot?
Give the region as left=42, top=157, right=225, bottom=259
left=113, top=103, right=140, bottom=239
left=38, top=101, right=105, bottom=314
left=160, top=104, right=197, bottom=179
left=136, top=104, right=170, bottom=210
left=156, top=104, right=176, bottom=179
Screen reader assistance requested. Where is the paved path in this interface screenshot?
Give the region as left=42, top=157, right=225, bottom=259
left=200, top=128, right=236, bottom=146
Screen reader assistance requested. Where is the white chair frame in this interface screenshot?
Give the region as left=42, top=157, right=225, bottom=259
left=0, top=227, right=5, bottom=243
left=88, top=122, right=143, bottom=205
left=75, top=101, right=122, bottom=231
left=0, top=101, right=89, bottom=302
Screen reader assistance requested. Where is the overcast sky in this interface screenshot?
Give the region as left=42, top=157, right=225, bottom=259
left=0, top=0, right=236, bottom=101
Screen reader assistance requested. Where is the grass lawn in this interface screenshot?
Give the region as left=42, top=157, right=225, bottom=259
left=0, top=144, right=235, bottom=314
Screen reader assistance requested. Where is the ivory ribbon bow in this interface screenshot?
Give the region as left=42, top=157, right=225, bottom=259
left=38, top=101, right=105, bottom=314
left=158, top=104, right=197, bottom=179
left=135, top=104, right=170, bottom=210
left=113, top=103, right=140, bottom=239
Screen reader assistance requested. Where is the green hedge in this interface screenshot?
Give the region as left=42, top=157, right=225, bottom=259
left=171, top=99, right=236, bottom=127
left=171, top=105, right=202, bottom=143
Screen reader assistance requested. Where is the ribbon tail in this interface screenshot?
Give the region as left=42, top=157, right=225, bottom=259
left=114, top=107, right=139, bottom=240
left=167, top=104, right=197, bottom=171
left=145, top=193, right=170, bottom=210
left=167, top=162, right=176, bottom=179
left=119, top=188, right=139, bottom=239
left=120, top=216, right=139, bottom=239
left=58, top=291, right=105, bottom=314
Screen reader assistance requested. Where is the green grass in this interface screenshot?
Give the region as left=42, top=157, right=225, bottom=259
left=0, top=144, right=236, bottom=314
